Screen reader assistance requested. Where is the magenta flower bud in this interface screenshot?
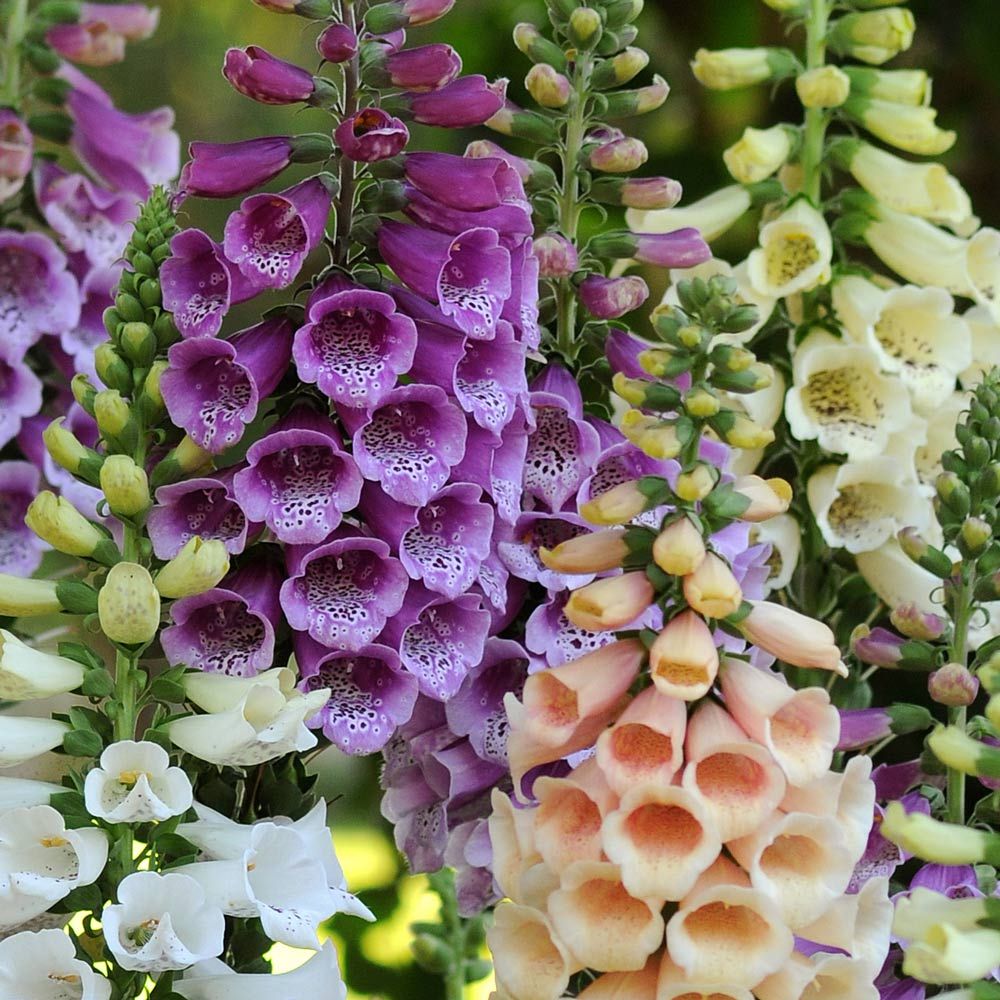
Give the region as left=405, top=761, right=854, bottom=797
left=928, top=662, right=979, bottom=707
left=606, top=328, right=648, bottom=379
left=591, top=175, right=683, bottom=210
left=366, top=0, right=455, bottom=31
left=223, top=46, right=321, bottom=105
left=589, top=136, right=648, bottom=173
left=850, top=624, right=904, bottom=667
left=371, top=43, right=463, bottom=91
left=252, top=0, right=333, bottom=16
left=890, top=602, right=947, bottom=641
left=81, top=4, right=159, bottom=40
left=578, top=273, right=649, bottom=319
left=837, top=703, right=933, bottom=751
left=317, top=23, right=358, bottom=62
left=589, top=227, right=712, bottom=269
left=405, top=151, right=526, bottom=211
left=335, top=107, right=410, bottom=162
left=533, top=233, right=579, bottom=279
left=464, top=139, right=533, bottom=181
left=0, top=111, right=33, bottom=199
left=404, top=75, right=506, bottom=128
left=47, top=22, right=126, bottom=67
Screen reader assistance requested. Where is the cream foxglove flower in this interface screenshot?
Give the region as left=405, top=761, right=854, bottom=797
left=84, top=740, right=193, bottom=823
left=627, top=185, right=751, bottom=243
left=174, top=941, right=347, bottom=1000
left=844, top=96, right=955, bottom=156
left=176, top=823, right=352, bottom=950
left=0, top=777, right=63, bottom=815
left=181, top=667, right=292, bottom=713
left=0, top=805, right=107, bottom=932
left=0, top=928, right=111, bottom=1000
left=102, top=871, right=225, bottom=973
left=807, top=459, right=934, bottom=554
left=855, top=540, right=940, bottom=617
left=487, top=902, right=572, bottom=1000
left=0, top=632, right=84, bottom=702
left=960, top=304, right=1000, bottom=387
left=751, top=513, right=801, bottom=593
left=177, top=799, right=373, bottom=921
left=723, top=124, right=794, bottom=184
left=747, top=200, right=832, bottom=298
left=754, top=952, right=880, bottom=1000
left=0, top=717, right=70, bottom=769
left=785, top=331, right=911, bottom=461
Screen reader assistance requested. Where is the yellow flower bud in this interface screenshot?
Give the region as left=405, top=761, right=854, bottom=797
left=99, top=562, right=161, bottom=645
left=622, top=411, right=682, bottom=460
left=525, top=64, right=571, bottom=109
left=0, top=574, right=63, bottom=617
left=612, top=373, right=652, bottom=407
left=94, top=389, right=132, bottom=438
left=843, top=66, right=929, bottom=107
left=683, top=552, right=743, bottom=618
left=675, top=464, right=716, bottom=502
left=653, top=518, right=706, bottom=576
left=25, top=492, right=105, bottom=558
left=155, top=537, right=230, bottom=599
left=795, top=65, right=851, bottom=109
left=684, top=388, right=720, bottom=418
left=723, top=124, right=795, bottom=184
left=829, top=9, right=915, bottom=66
left=174, top=435, right=213, bottom=475
left=143, top=360, right=169, bottom=411
left=42, top=417, right=90, bottom=475
left=580, top=481, right=648, bottom=526
left=691, top=47, right=796, bottom=91
left=99, top=456, right=151, bottom=518
left=722, top=414, right=775, bottom=450
left=568, top=7, right=602, bottom=49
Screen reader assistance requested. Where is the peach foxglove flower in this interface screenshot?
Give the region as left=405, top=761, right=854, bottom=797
left=488, top=789, right=542, bottom=904
left=628, top=185, right=752, bottom=243
left=539, top=530, right=628, bottom=574
left=102, top=871, right=224, bottom=972
left=747, top=200, right=832, bottom=299
left=0, top=717, right=70, bottom=769
left=0, top=805, right=107, bottom=932
left=731, top=475, right=793, bottom=523
left=487, top=902, right=572, bottom=1000
left=649, top=610, right=719, bottom=701
left=84, top=740, right=192, bottom=824
left=0, top=928, right=111, bottom=1000
left=738, top=600, right=845, bottom=674
left=683, top=553, right=743, bottom=619
left=574, top=955, right=660, bottom=998
left=0, top=631, right=83, bottom=702
left=657, top=956, right=754, bottom=1000
left=564, top=572, right=654, bottom=632
left=753, top=952, right=880, bottom=1000
left=652, top=518, right=706, bottom=576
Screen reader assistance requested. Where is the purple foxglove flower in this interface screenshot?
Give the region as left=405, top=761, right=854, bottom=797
left=404, top=76, right=506, bottom=128
left=464, top=140, right=540, bottom=184
left=403, top=185, right=533, bottom=240
left=0, top=356, right=43, bottom=451
left=48, top=21, right=126, bottom=66
left=384, top=792, right=448, bottom=874
left=446, top=819, right=497, bottom=917
left=389, top=0, right=455, bottom=27
left=34, top=162, right=137, bottom=269
left=979, top=735, right=1000, bottom=792
left=446, top=638, right=529, bottom=765
left=348, top=384, right=467, bottom=507
left=223, top=176, right=333, bottom=290
left=160, top=229, right=260, bottom=339
left=295, top=634, right=419, bottom=755
left=335, top=108, right=410, bottom=163
left=161, top=555, right=284, bottom=677
left=872, top=759, right=925, bottom=802
left=360, top=482, right=495, bottom=600
left=0, top=110, right=32, bottom=201
left=61, top=263, right=120, bottom=379
left=223, top=47, right=318, bottom=105
left=161, top=316, right=295, bottom=453
left=180, top=136, right=297, bottom=199
left=405, top=151, right=526, bottom=212
left=80, top=3, right=160, bottom=40
left=533, top=233, right=578, bottom=279
left=379, top=223, right=512, bottom=340
left=524, top=368, right=603, bottom=511
left=910, top=863, right=982, bottom=900
left=148, top=472, right=253, bottom=560
left=317, top=23, right=358, bottom=63
left=233, top=407, right=362, bottom=545
left=633, top=229, right=712, bottom=268
left=499, top=238, right=540, bottom=350
left=576, top=439, right=665, bottom=512
left=852, top=626, right=905, bottom=667
left=293, top=282, right=417, bottom=408
left=429, top=739, right=505, bottom=808
left=606, top=327, right=650, bottom=380
left=578, top=273, right=649, bottom=319
left=498, top=512, right=597, bottom=592
left=281, top=535, right=409, bottom=650
left=0, top=461, right=44, bottom=575
left=373, top=44, right=462, bottom=91
left=379, top=585, right=492, bottom=701
left=60, top=65, right=179, bottom=198
left=0, top=231, right=80, bottom=355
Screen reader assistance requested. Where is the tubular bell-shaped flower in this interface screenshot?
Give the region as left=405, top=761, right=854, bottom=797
left=84, top=740, right=193, bottom=823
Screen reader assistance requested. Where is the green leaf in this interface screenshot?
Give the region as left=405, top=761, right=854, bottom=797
left=63, top=729, right=104, bottom=758
left=81, top=669, right=115, bottom=698
left=57, top=642, right=105, bottom=672
left=149, top=677, right=187, bottom=704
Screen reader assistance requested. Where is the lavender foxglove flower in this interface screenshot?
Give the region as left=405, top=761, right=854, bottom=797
left=578, top=273, right=650, bottom=319
left=161, top=557, right=284, bottom=677
left=446, top=819, right=496, bottom=917
left=379, top=222, right=512, bottom=339
left=61, top=264, right=120, bottom=379
left=403, top=76, right=506, bottom=128
left=223, top=47, right=319, bottom=105
left=576, top=438, right=669, bottom=512
left=223, top=176, right=333, bottom=290
left=348, top=384, right=467, bottom=507
left=403, top=186, right=533, bottom=241
left=60, top=65, right=179, bottom=198
left=47, top=21, right=127, bottom=66
left=295, top=633, right=419, bottom=754
left=160, top=316, right=295, bottom=453
left=368, top=43, right=462, bottom=91
left=404, top=151, right=525, bottom=211
left=0, top=356, right=43, bottom=451
left=179, top=136, right=320, bottom=200
left=147, top=472, right=252, bottom=560
left=0, top=462, right=44, bottom=576
left=293, top=280, right=417, bottom=408
left=501, top=237, right=540, bottom=348
left=0, top=231, right=80, bottom=355
left=0, top=110, right=32, bottom=202
left=280, top=535, right=408, bottom=650
left=498, top=512, right=597, bottom=591
left=605, top=327, right=649, bottom=380
left=334, top=108, right=410, bottom=163
left=160, top=229, right=259, bottom=339
left=233, top=406, right=362, bottom=545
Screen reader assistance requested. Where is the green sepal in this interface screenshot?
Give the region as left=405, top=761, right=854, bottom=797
left=55, top=580, right=99, bottom=615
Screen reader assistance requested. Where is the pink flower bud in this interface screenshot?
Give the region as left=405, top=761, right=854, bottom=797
left=589, top=135, right=649, bottom=173
left=0, top=111, right=33, bottom=194
left=80, top=3, right=159, bottom=40
left=533, top=233, right=578, bottom=278
left=890, top=602, right=947, bottom=641
left=740, top=601, right=846, bottom=675
left=316, top=23, right=358, bottom=63
left=47, top=22, right=126, bottom=67
left=928, top=662, right=979, bottom=707
left=578, top=273, right=649, bottom=319
left=525, top=63, right=572, bottom=108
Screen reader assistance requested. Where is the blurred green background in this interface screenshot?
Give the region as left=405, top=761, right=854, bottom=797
left=87, top=1, right=1000, bottom=996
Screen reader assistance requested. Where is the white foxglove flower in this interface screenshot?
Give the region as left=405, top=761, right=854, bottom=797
left=0, top=928, right=111, bottom=1000
left=0, top=777, right=63, bottom=815
left=628, top=184, right=752, bottom=243
left=177, top=800, right=373, bottom=922
left=0, top=805, right=107, bottom=932
left=101, top=871, right=225, bottom=972
left=960, top=304, right=1000, bottom=388
left=752, top=513, right=801, bottom=593
left=84, top=741, right=192, bottom=823
left=176, top=823, right=347, bottom=950
left=786, top=331, right=911, bottom=460
left=0, top=632, right=84, bottom=702
left=807, top=460, right=934, bottom=554
left=747, top=200, right=833, bottom=298
left=175, top=941, right=347, bottom=1000
left=885, top=413, right=928, bottom=493
left=0, top=717, right=70, bottom=769
left=855, top=540, right=940, bottom=616
left=168, top=679, right=330, bottom=768
left=182, top=667, right=294, bottom=715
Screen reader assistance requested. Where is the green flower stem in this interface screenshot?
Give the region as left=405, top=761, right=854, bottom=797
left=947, top=575, right=973, bottom=824
left=555, top=52, right=593, bottom=361
left=334, top=0, right=358, bottom=267
left=1, top=0, right=29, bottom=106
left=431, top=870, right=468, bottom=1000
left=800, top=0, right=831, bottom=205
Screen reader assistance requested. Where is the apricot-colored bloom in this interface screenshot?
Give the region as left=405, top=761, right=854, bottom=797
left=649, top=610, right=720, bottom=701
left=738, top=600, right=846, bottom=675
left=653, top=517, right=706, bottom=575
left=683, top=553, right=743, bottom=619
left=564, top=572, right=654, bottom=632
left=487, top=902, right=572, bottom=1000
left=539, top=529, right=628, bottom=574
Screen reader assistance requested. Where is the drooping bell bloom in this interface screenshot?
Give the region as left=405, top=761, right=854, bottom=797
left=147, top=473, right=252, bottom=559
left=0, top=462, right=43, bottom=576
left=0, top=928, right=112, bottom=1000
left=405, top=151, right=526, bottom=211
left=223, top=176, right=333, bottom=290
left=84, top=740, right=192, bottom=823
left=739, top=600, right=846, bottom=674
left=487, top=903, right=572, bottom=1000
left=179, top=135, right=320, bottom=199
left=565, top=572, right=655, bottom=632
left=334, top=108, right=410, bottom=162
left=370, top=43, right=462, bottom=91
left=160, top=316, right=295, bottom=452
left=649, top=610, right=720, bottom=701
left=223, top=46, right=319, bottom=105
left=292, top=281, right=417, bottom=408
left=579, top=273, right=650, bottom=319
left=404, top=75, right=507, bottom=127
left=295, top=633, right=419, bottom=754
left=403, top=184, right=533, bottom=240
left=450, top=321, right=528, bottom=434
left=0, top=110, right=32, bottom=202
left=81, top=3, right=160, bottom=39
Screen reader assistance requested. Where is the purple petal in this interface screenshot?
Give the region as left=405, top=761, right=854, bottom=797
left=497, top=512, right=596, bottom=591
left=454, top=321, right=527, bottom=434
left=148, top=474, right=251, bottom=560
left=0, top=357, right=43, bottom=450
left=0, top=461, right=43, bottom=575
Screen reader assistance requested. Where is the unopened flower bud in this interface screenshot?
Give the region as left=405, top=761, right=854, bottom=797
left=828, top=8, right=915, bottom=66
left=534, top=233, right=578, bottom=278
left=99, top=562, right=161, bottom=645
left=565, top=572, right=655, bottom=631
left=843, top=65, right=928, bottom=106
left=540, top=529, right=629, bottom=574
left=154, top=537, right=230, bottom=599
left=578, top=274, right=649, bottom=319
left=568, top=7, right=603, bottom=49
left=100, top=456, right=151, bottom=519
left=137, top=360, right=168, bottom=423
left=94, top=342, right=132, bottom=393
left=316, top=23, right=357, bottom=63
left=795, top=65, right=851, bottom=109
left=26, top=492, right=106, bottom=559
left=716, top=412, right=775, bottom=450
left=580, top=479, right=666, bottom=526
left=761, top=0, right=805, bottom=10
left=118, top=321, right=157, bottom=367
left=363, top=0, right=454, bottom=32
left=512, top=22, right=568, bottom=71
left=851, top=624, right=904, bottom=667
left=898, top=526, right=954, bottom=578
left=723, top=124, right=795, bottom=184
left=684, top=387, right=720, bottom=418
left=691, top=47, right=798, bottom=91
left=593, top=47, right=649, bottom=89
left=731, top=475, right=793, bottom=522
left=71, top=373, right=97, bottom=415
left=683, top=552, right=742, bottom=618
left=612, top=373, right=681, bottom=411
left=0, top=574, right=63, bottom=617
left=928, top=662, right=979, bottom=707
left=653, top=517, right=706, bottom=576
left=639, top=347, right=691, bottom=380
left=525, top=63, right=571, bottom=108
left=936, top=472, right=971, bottom=517
left=709, top=344, right=755, bottom=373
left=604, top=0, right=644, bottom=29
left=675, top=464, right=716, bottom=503
left=890, top=603, right=947, bottom=642
left=622, top=410, right=682, bottom=459
left=959, top=517, right=992, bottom=559
left=94, top=389, right=133, bottom=439
left=150, top=435, right=214, bottom=490
left=485, top=104, right=560, bottom=144
left=43, top=417, right=92, bottom=476
left=588, top=135, right=648, bottom=173
left=590, top=175, right=683, bottom=211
